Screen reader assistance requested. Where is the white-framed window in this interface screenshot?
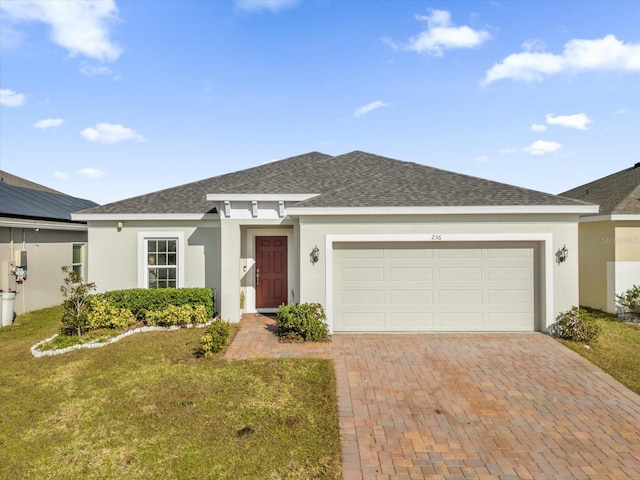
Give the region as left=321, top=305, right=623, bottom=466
left=138, top=232, right=185, bottom=289
left=72, top=244, right=84, bottom=278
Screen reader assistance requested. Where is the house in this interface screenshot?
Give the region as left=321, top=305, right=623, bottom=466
left=561, top=163, right=640, bottom=313
left=0, top=171, right=98, bottom=316
left=73, top=151, right=597, bottom=333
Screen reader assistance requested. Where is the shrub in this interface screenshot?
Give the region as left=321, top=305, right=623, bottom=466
left=616, top=285, right=640, bottom=318
left=59, top=266, right=96, bottom=336
left=145, top=304, right=208, bottom=327
left=86, top=296, right=136, bottom=330
left=101, top=288, right=214, bottom=320
left=548, top=307, right=601, bottom=344
left=200, top=318, right=230, bottom=357
left=276, top=303, right=329, bottom=342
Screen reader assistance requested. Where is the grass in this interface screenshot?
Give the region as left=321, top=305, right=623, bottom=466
left=555, top=308, right=640, bottom=395
left=0, top=306, right=341, bottom=480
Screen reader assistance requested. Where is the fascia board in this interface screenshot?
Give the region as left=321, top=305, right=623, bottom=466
left=206, top=193, right=319, bottom=201
left=579, top=214, right=640, bottom=223
left=72, top=213, right=219, bottom=221
left=0, top=219, right=88, bottom=231
left=288, top=205, right=600, bottom=216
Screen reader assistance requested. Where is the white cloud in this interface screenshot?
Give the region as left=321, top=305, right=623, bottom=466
left=531, top=123, right=547, bottom=132
left=79, top=63, right=113, bottom=76
left=546, top=113, right=592, bottom=130
left=521, top=39, right=545, bottom=52
left=353, top=100, right=390, bottom=118
left=485, top=34, right=640, bottom=84
left=76, top=168, right=104, bottom=179
left=616, top=107, right=629, bottom=114
left=235, top=0, right=299, bottom=12
left=523, top=140, right=562, bottom=155
left=0, top=0, right=121, bottom=62
left=475, top=155, right=489, bottom=163
left=399, top=9, right=491, bottom=56
left=80, top=123, right=145, bottom=143
left=499, top=148, right=517, bottom=154
left=54, top=171, right=68, bottom=180
left=33, top=118, right=64, bottom=129
left=0, top=88, right=26, bottom=107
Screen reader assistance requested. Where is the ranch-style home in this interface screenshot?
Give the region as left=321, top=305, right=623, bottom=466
left=73, top=151, right=597, bottom=333
left=561, top=162, right=640, bottom=313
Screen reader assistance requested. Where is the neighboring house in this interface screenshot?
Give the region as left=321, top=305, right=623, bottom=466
left=73, top=151, right=596, bottom=333
left=0, top=171, right=98, bottom=316
left=561, top=163, right=640, bottom=313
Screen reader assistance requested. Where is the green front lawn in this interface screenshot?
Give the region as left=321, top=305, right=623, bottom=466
left=556, top=308, right=640, bottom=395
left=0, top=307, right=341, bottom=479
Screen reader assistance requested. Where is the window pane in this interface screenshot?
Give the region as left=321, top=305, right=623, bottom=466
left=145, top=238, right=178, bottom=289
left=72, top=264, right=82, bottom=276
left=72, top=245, right=82, bottom=264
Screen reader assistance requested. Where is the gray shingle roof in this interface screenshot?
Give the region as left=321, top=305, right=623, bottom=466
left=560, top=163, right=640, bottom=215
left=78, top=151, right=590, bottom=215
left=0, top=177, right=99, bottom=222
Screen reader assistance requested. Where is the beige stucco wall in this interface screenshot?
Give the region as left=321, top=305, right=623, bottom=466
left=577, top=221, right=615, bottom=311
left=614, top=222, right=640, bottom=261
left=297, top=213, right=581, bottom=330
left=577, top=220, right=640, bottom=313
left=1, top=226, right=88, bottom=316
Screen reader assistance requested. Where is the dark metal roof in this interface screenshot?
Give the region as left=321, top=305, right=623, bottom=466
left=561, top=164, right=640, bottom=215
left=0, top=181, right=99, bottom=222
left=78, top=150, right=590, bottom=215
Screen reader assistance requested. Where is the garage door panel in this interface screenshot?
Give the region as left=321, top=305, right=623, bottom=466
left=340, top=267, right=385, bottom=281
left=487, top=267, right=532, bottom=281
left=389, top=267, right=433, bottom=281
left=333, top=243, right=536, bottom=332
left=438, top=312, right=484, bottom=329
left=438, top=267, right=483, bottom=281
left=437, top=249, right=482, bottom=259
left=389, top=289, right=434, bottom=304
left=487, top=312, right=533, bottom=330
left=487, top=289, right=532, bottom=304
left=389, top=313, right=435, bottom=330
left=388, top=248, right=433, bottom=259
left=340, top=289, right=385, bottom=305
left=438, top=290, right=483, bottom=304
left=341, top=313, right=385, bottom=330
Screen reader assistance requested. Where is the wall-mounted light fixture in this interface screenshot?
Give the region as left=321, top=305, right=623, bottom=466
left=117, top=221, right=124, bottom=232
left=310, top=245, right=320, bottom=265
left=556, top=245, right=568, bottom=264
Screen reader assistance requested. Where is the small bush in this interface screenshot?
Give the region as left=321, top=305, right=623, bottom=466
left=548, top=307, right=601, bottom=344
left=102, top=288, right=214, bottom=320
left=616, top=285, right=640, bottom=319
left=87, top=296, right=136, bottom=330
left=200, top=318, right=231, bottom=357
left=145, top=304, right=208, bottom=327
left=276, top=303, right=329, bottom=342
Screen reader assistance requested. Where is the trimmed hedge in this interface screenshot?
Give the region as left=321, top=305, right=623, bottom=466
left=99, top=288, right=214, bottom=320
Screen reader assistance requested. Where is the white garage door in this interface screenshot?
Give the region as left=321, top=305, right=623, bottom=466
left=333, top=242, right=537, bottom=332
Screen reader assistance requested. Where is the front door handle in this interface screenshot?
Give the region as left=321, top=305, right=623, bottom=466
left=256, top=268, right=260, bottom=286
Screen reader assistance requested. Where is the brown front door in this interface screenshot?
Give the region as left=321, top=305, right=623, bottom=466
left=255, top=236, right=288, bottom=308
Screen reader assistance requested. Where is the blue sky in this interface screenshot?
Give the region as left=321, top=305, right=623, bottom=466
left=1, top=0, right=639, bottom=205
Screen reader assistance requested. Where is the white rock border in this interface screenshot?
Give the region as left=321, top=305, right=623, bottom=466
left=31, top=319, right=217, bottom=358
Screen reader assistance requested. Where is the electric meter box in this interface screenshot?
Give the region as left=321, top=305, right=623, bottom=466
left=14, top=250, right=27, bottom=269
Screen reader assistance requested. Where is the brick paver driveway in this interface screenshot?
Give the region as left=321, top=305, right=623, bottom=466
left=226, top=316, right=640, bottom=479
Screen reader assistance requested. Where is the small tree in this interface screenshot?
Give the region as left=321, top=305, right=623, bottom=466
left=616, top=285, right=640, bottom=319
left=60, top=265, right=96, bottom=336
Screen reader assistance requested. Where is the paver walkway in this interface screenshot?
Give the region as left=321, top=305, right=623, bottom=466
left=226, top=314, right=640, bottom=479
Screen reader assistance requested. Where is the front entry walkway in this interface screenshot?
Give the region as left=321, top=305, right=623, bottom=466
left=226, top=314, right=640, bottom=479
